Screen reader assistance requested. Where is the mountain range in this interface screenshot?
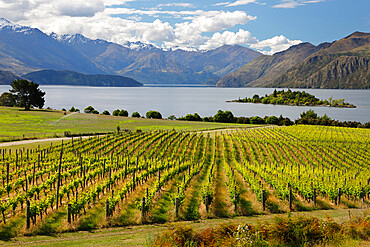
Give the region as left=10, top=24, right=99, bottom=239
left=0, top=18, right=261, bottom=85
left=217, top=32, right=370, bottom=89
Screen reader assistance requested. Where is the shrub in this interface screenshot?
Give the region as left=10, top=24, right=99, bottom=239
left=250, top=116, right=265, bottom=124
left=102, top=110, right=110, bottom=115
left=213, top=110, right=235, bottom=123
left=132, top=112, right=141, bottom=118
left=146, top=110, right=162, bottom=119
left=118, top=109, right=128, bottom=117
left=84, top=106, right=95, bottom=114
left=112, top=109, right=120, bottom=116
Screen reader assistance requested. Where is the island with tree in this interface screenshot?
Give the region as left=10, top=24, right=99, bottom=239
left=228, top=89, right=356, bottom=108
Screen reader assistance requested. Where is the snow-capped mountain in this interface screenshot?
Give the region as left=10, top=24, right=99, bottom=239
left=0, top=18, right=262, bottom=84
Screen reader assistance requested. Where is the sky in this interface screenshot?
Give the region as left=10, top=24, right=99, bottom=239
left=0, top=0, right=369, bottom=54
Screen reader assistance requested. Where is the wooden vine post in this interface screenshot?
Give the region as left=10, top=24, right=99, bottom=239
left=26, top=200, right=30, bottom=229
left=141, top=197, right=146, bottom=220
left=67, top=204, right=72, bottom=223
left=262, top=190, right=266, bottom=211
left=56, top=148, right=63, bottom=209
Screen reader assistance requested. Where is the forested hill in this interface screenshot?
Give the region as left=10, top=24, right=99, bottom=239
left=217, top=32, right=370, bottom=89
left=23, top=70, right=143, bottom=87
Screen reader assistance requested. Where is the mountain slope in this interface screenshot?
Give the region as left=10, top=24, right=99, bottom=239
left=0, top=70, right=23, bottom=85
left=271, top=32, right=370, bottom=89
left=23, top=70, right=142, bottom=87
left=0, top=18, right=104, bottom=75
left=0, top=18, right=262, bottom=85
left=217, top=32, right=370, bottom=89
left=216, top=42, right=329, bottom=87
left=52, top=33, right=262, bottom=84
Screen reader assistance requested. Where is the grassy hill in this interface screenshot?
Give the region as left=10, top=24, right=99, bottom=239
left=0, top=106, right=251, bottom=142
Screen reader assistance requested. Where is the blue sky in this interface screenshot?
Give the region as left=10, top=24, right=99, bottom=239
left=0, top=0, right=369, bottom=53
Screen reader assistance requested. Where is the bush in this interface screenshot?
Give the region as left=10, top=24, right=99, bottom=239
left=132, top=112, right=141, bottom=118
left=213, top=110, right=235, bottom=123
left=102, top=110, right=110, bottom=115
left=250, top=116, right=265, bottom=124
left=146, top=110, right=162, bottom=119
left=265, top=116, right=279, bottom=125
left=84, top=106, right=95, bottom=114
left=112, top=109, right=120, bottom=116
left=119, top=110, right=128, bottom=117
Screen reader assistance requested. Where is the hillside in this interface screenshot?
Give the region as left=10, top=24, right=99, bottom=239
left=217, top=32, right=370, bottom=89
left=23, top=70, right=143, bottom=87
left=0, top=70, right=23, bottom=85
left=0, top=19, right=261, bottom=85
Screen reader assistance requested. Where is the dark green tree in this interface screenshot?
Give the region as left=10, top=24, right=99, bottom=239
left=9, top=80, right=45, bottom=110
left=300, top=109, right=318, bottom=119
left=102, top=110, right=110, bottom=115
left=132, top=112, right=141, bottom=118
left=146, top=110, right=162, bottom=119
left=213, top=110, right=234, bottom=123
left=0, top=92, right=17, bottom=107
left=113, top=109, right=120, bottom=116
left=119, top=109, right=128, bottom=117
left=84, top=106, right=98, bottom=114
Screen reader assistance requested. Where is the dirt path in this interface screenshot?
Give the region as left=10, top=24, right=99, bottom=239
left=0, top=136, right=95, bottom=148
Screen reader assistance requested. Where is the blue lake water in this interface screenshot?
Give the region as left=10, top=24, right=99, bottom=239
left=0, top=85, right=369, bottom=123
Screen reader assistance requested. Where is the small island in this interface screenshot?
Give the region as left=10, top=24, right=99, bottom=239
left=228, top=89, right=356, bottom=108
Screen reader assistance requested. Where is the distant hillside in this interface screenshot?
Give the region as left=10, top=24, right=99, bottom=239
left=0, top=70, right=23, bottom=85
left=0, top=18, right=261, bottom=85
left=217, top=32, right=370, bottom=89
left=23, top=70, right=143, bottom=87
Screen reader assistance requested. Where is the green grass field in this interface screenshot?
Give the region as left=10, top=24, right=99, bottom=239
left=0, top=106, right=257, bottom=142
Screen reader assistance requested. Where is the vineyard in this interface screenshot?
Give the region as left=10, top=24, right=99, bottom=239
left=0, top=125, right=369, bottom=239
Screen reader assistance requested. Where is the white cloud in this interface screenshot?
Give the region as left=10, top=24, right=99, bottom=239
left=213, top=2, right=230, bottom=6
left=199, top=29, right=257, bottom=50
left=53, top=0, right=105, bottom=17
left=250, top=35, right=301, bottom=54
left=273, top=0, right=324, bottom=8
left=157, top=3, right=195, bottom=8
left=226, top=0, right=258, bottom=7
left=103, top=0, right=136, bottom=6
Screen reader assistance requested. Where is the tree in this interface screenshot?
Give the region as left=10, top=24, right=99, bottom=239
left=102, top=110, right=110, bottom=115
left=213, top=110, right=234, bottom=123
left=84, top=106, right=98, bottom=114
left=113, top=109, right=120, bottom=116
left=9, top=80, right=45, bottom=110
left=132, top=112, right=141, bottom=118
left=0, top=92, right=17, bottom=107
left=146, top=110, right=162, bottom=119
left=300, top=109, right=318, bottom=119
left=118, top=110, right=128, bottom=117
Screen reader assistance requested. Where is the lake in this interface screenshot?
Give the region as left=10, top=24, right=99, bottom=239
left=0, top=85, right=369, bottom=123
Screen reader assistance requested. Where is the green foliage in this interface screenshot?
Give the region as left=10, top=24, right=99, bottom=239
left=118, top=109, right=128, bottom=117
left=102, top=110, right=110, bottom=115
left=112, top=109, right=120, bottom=116
left=0, top=92, right=17, bottom=107
left=8, top=79, right=45, bottom=110
left=131, top=112, right=141, bottom=118
left=250, top=116, right=265, bottom=124
left=146, top=110, right=162, bottom=119
left=213, top=110, right=234, bottom=123
left=300, top=109, right=318, bottom=119
left=265, top=116, right=279, bottom=125
left=167, top=115, right=176, bottom=120
left=233, top=89, right=355, bottom=108
left=179, top=113, right=202, bottom=121
left=84, top=106, right=96, bottom=114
